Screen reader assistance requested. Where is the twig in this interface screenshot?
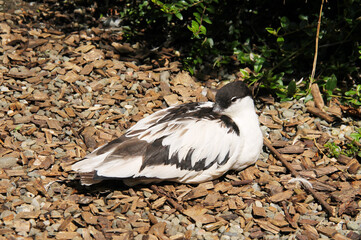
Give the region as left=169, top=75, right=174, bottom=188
left=310, top=83, right=325, bottom=110
left=307, top=106, right=334, bottom=123
left=309, top=0, right=325, bottom=88
left=195, top=6, right=207, bottom=37
left=150, top=185, right=184, bottom=212
left=263, top=137, right=334, bottom=216
left=282, top=201, right=298, bottom=228
left=313, top=138, right=325, bottom=155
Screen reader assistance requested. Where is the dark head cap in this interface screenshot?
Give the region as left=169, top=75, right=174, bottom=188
left=215, top=81, right=252, bottom=109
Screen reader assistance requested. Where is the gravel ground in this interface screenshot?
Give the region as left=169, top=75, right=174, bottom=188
left=1, top=1, right=361, bottom=240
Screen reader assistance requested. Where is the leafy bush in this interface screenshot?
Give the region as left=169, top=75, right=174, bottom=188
left=113, top=0, right=360, bottom=103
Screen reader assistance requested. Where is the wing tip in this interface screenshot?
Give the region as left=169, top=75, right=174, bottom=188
left=77, top=172, right=102, bottom=186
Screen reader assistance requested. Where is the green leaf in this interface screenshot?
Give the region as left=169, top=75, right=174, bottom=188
left=188, top=66, right=194, bottom=75
left=203, top=16, right=212, bottom=24
left=254, top=62, right=263, bottom=73
left=239, top=69, right=250, bottom=78
left=207, top=6, right=215, bottom=14
left=277, top=37, right=284, bottom=44
left=280, top=16, right=289, bottom=28
left=265, top=27, right=276, bottom=36
left=325, top=74, right=337, bottom=91
left=253, top=57, right=265, bottom=73
left=298, top=14, right=308, bottom=21
left=207, top=38, right=214, bottom=48
left=350, top=133, right=361, bottom=142
left=175, top=12, right=183, bottom=20
left=356, top=85, right=361, bottom=94
left=193, top=12, right=201, bottom=22
left=199, top=25, right=206, bottom=35
left=287, top=80, right=297, bottom=97
left=345, top=90, right=356, bottom=96
left=304, top=93, right=314, bottom=103
left=188, top=20, right=199, bottom=34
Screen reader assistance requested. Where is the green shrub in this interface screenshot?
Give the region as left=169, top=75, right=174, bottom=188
left=116, top=0, right=359, bottom=102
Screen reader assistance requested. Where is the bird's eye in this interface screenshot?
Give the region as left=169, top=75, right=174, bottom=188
left=231, top=97, right=238, bottom=102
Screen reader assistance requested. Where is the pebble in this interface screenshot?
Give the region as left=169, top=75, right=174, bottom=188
left=282, top=109, right=295, bottom=118
left=346, top=220, right=361, bottom=231
left=0, top=86, right=10, bottom=92
left=54, top=148, right=66, bottom=158
left=260, top=125, right=270, bottom=137
left=134, top=235, right=144, bottom=240
left=166, top=224, right=180, bottom=236
left=31, top=198, right=40, bottom=210
left=13, top=131, right=26, bottom=142
left=22, top=139, right=36, bottom=147
left=269, top=130, right=282, bottom=141
left=332, top=128, right=340, bottom=136
left=171, top=217, right=180, bottom=226
left=252, top=183, right=261, bottom=192
left=186, top=224, right=195, bottom=231
left=291, top=103, right=303, bottom=109
left=16, top=204, right=34, bottom=214
left=255, top=200, right=263, bottom=207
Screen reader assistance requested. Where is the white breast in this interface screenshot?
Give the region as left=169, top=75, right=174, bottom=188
left=224, top=96, right=263, bottom=170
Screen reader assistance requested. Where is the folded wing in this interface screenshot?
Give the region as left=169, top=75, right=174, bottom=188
left=72, top=102, right=243, bottom=185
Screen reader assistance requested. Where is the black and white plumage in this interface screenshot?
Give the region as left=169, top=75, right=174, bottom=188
left=72, top=81, right=263, bottom=186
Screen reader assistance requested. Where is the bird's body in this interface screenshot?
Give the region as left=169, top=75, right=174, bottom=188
left=72, top=81, right=263, bottom=186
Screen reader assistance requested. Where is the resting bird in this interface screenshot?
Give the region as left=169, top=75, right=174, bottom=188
left=72, top=81, right=263, bottom=186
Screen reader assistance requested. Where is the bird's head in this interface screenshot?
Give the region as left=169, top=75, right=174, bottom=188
left=213, top=81, right=254, bottom=117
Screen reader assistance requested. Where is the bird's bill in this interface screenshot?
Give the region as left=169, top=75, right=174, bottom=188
left=213, top=103, right=223, bottom=113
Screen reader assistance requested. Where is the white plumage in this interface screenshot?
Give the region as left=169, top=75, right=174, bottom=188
left=72, top=81, right=263, bottom=186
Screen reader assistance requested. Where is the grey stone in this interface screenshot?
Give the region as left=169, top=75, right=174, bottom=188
left=186, top=224, right=195, bottom=230
left=219, top=235, right=231, bottom=240
left=166, top=223, right=179, bottom=236
left=31, top=198, right=40, bottom=210
left=0, top=86, right=10, bottom=92
left=171, top=217, right=180, bottom=226
left=13, top=131, right=26, bottom=141
left=160, top=71, right=170, bottom=82
left=134, top=235, right=145, bottom=240
left=22, top=140, right=36, bottom=149
left=269, top=130, right=282, bottom=141
left=14, top=9, right=23, bottom=15
left=260, top=125, right=270, bottom=136
left=218, top=225, right=226, bottom=233
left=16, top=204, right=34, bottom=214
left=331, top=128, right=340, bottom=136
left=282, top=109, right=295, bottom=118
left=29, top=226, right=41, bottom=236
left=252, top=183, right=261, bottom=192
left=291, top=103, right=303, bottom=109
left=347, top=220, right=361, bottom=231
